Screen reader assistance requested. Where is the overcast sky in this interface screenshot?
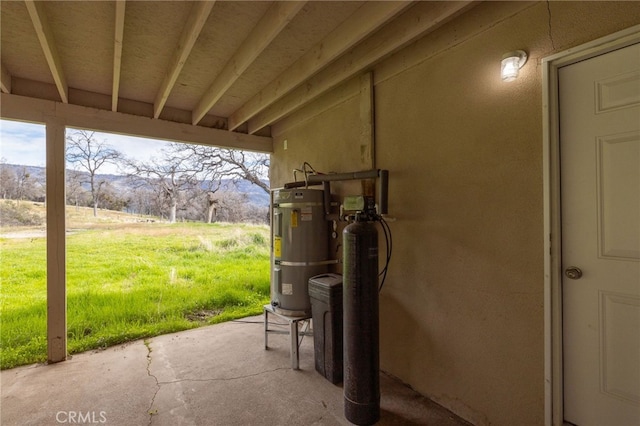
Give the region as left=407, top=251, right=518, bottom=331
left=0, top=119, right=170, bottom=174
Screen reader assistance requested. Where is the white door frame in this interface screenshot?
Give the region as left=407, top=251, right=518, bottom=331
left=543, top=24, right=640, bottom=426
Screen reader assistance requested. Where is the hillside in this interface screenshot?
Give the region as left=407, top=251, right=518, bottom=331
left=1, top=163, right=271, bottom=207
left=0, top=200, right=166, bottom=236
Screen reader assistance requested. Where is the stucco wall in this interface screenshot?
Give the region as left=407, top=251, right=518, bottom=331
left=270, top=2, right=640, bottom=424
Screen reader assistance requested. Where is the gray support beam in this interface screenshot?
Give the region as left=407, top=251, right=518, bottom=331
left=46, top=118, right=67, bottom=363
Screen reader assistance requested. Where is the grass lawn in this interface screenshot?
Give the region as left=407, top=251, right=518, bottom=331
left=0, top=210, right=270, bottom=370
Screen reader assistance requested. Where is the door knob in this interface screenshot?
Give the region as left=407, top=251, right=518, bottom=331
left=565, top=267, right=583, bottom=280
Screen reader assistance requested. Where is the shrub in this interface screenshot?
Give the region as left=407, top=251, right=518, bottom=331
left=0, top=201, right=43, bottom=226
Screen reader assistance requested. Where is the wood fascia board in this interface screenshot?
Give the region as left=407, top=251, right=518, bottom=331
left=1, top=63, right=11, bottom=93
left=24, top=0, right=68, bottom=103
left=247, top=1, right=474, bottom=133
left=0, top=93, right=273, bottom=153
left=112, top=0, right=126, bottom=112
left=191, top=1, right=305, bottom=125
left=153, top=1, right=215, bottom=119
left=227, top=1, right=412, bottom=131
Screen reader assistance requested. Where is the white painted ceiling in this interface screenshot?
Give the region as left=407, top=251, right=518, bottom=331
left=0, top=1, right=473, bottom=147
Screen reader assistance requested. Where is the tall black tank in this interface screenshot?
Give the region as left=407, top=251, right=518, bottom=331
left=343, top=216, right=379, bottom=425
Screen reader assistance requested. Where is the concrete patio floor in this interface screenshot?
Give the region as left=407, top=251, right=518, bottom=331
left=1, top=315, right=471, bottom=425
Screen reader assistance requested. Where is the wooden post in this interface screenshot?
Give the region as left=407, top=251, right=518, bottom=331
left=46, top=118, right=66, bottom=363
left=360, top=72, right=376, bottom=199
left=359, top=71, right=375, bottom=169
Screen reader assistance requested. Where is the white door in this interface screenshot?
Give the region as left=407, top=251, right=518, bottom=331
left=560, top=42, right=640, bottom=426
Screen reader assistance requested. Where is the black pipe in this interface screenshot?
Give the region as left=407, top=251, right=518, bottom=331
left=343, top=216, right=379, bottom=425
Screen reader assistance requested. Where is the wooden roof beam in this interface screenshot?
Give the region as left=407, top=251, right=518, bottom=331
left=227, top=1, right=412, bottom=131
left=154, top=1, right=216, bottom=119
left=111, top=0, right=126, bottom=112
left=191, top=1, right=305, bottom=126
left=247, top=1, right=474, bottom=133
left=24, top=0, right=68, bottom=103
left=1, top=63, right=11, bottom=94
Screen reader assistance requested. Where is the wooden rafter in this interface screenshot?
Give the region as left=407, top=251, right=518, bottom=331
left=154, top=1, right=216, bottom=119
left=191, top=1, right=305, bottom=126
left=24, top=0, right=68, bottom=103
left=227, top=1, right=412, bottom=131
left=112, top=0, right=126, bottom=112
left=247, top=1, right=474, bottom=133
left=0, top=63, right=11, bottom=94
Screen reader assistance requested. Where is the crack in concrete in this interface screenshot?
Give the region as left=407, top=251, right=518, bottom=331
left=156, top=366, right=291, bottom=385
left=143, top=340, right=289, bottom=424
left=144, top=339, right=161, bottom=426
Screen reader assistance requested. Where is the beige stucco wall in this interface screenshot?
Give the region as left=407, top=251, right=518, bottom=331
left=270, top=2, right=640, bottom=425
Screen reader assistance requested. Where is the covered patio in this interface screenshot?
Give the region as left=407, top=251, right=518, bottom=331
left=1, top=316, right=469, bottom=425
left=2, top=1, right=640, bottom=424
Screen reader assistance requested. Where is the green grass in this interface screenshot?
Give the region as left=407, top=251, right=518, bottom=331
left=0, top=221, right=270, bottom=369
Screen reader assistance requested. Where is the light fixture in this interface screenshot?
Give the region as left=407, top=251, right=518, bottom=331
left=501, top=50, right=528, bottom=82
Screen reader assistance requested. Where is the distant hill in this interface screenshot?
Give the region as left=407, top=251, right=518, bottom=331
left=1, top=163, right=270, bottom=207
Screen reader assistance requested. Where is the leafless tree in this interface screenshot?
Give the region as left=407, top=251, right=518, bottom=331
left=14, top=166, right=36, bottom=205
left=66, top=129, right=122, bottom=217
left=211, top=190, right=268, bottom=224
left=161, top=143, right=269, bottom=223
left=0, top=161, right=17, bottom=199
left=125, top=148, right=203, bottom=223
left=121, top=142, right=268, bottom=223
left=168, top=144, right=269, bottom=194
left=66, top=169, right=87, bottom=210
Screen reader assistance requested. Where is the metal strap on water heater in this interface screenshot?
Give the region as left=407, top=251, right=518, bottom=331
left=275, top=202, right=325, bottom=208
left=278, top=260, right=338, bottom=267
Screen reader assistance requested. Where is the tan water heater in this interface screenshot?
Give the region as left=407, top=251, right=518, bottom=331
left=271, top=188, right=329, bottom=316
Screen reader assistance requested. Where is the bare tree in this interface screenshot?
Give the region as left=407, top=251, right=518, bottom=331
left=14, top=166, right=36, bottom=205
left=66, top=130, right=122, bottom=217
left=126, top=148, right=203, bottom=223
left=211, top=190, right=268, bottom=224
left=66, top=169, right=87, bottom=210
left=0, top=161, right=17, bottom=199
left=126, top=186, right=157, bottom=217
left=161, top=143, right=269, bottom=223
left=121, top=143, right=268, bottom=223
left=168, top=144, right=270, bottom=194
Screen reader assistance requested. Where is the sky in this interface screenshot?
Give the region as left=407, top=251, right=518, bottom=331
left=0, top=119, right=171, bottom=175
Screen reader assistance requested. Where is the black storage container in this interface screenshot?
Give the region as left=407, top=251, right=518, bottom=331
left=309, top=273, right=343, bottom=384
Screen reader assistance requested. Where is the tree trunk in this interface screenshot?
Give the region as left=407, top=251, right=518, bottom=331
left=169, top=199, right=177, bottom=223
left=207, top=203, right=216, bottom=224
left=90, top=175, right=98, bottom=217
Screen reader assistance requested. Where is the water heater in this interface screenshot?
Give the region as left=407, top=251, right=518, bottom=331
left=271, top=188, right=329, bottom=316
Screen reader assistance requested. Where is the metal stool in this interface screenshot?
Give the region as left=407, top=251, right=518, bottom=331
left=263, top=304, right=312, bottom=370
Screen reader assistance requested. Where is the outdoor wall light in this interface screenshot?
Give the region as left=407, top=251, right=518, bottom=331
left=501, top=50, right=528, bottom=81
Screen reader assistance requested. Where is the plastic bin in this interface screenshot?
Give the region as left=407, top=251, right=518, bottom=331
left=309, top=273, right=343, bottom=384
